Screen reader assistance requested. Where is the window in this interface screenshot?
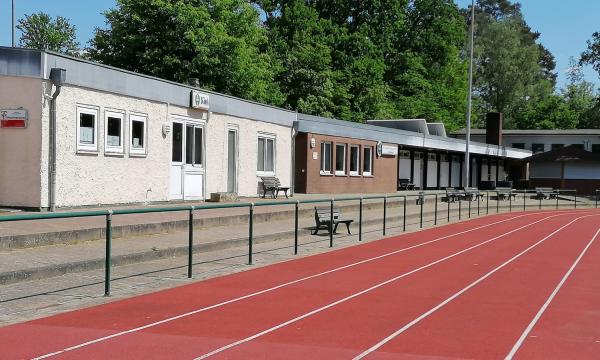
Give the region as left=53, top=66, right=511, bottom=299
left=172, top=122, right=183, bottom=162
left=512, top=143, right=525, bottom=149
left=129, top=113, right=147, bottom=156
left=104, top=110, right=124, bottom=154
left=257, top=134, right=275, bottom=174
left=551, top=143, right=564, bottom=150
left=335, top=144, right=346, bottom=175
left=320, top=142, right=332, bottom=174
left=363, top=146, right=373, bottom=176
left=531, top=143, right=545, bottom=154
left=592, top=144, right=600, bottom=153
left=185, top=125, right=203, bottom=165
left=76, top=105, right=99, bottom=152
left=349, top=145, right=360, bottom=176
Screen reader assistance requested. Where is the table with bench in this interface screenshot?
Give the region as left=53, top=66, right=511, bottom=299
left=313, top=207, right=354, bottom=235
left=463, top=187, right=484, bottom=202
left=534, top=187, right=557, bottom=200
left=495, top=187, right=516, bottom=201
left=260, top=176, right=290, bottom=199
left=398, top=178, right=416, bottom=191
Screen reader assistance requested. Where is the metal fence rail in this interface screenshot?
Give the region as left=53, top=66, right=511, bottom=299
left=0, top=188, right=586, bottom=297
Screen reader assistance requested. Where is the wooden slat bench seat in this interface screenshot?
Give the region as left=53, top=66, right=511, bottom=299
left=260, top=176, right=290, bottom=199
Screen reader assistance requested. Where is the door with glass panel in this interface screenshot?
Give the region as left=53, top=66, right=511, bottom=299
left=227, top=129, right=238, bottom=193
left=169, top=117, right=205, bottom=200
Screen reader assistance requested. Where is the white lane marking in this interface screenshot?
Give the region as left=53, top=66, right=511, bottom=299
left=505, top=227, right=600, bottom=360
left=30, top=211, right=569, bottom=360
left=192, top=213, right=575, bottom=359
left=353, top=214, right=598, bottom=360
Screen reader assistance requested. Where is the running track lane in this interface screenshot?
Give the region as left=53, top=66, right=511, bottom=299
left=186, top=212, right=594, bottom=359
left=507, top=227, right=600, bottom=359
left=352, top=214, right=600, bottom=359
left=38, top=212, right=568, bottom=359
left=0, top=210, right=588, bottom=359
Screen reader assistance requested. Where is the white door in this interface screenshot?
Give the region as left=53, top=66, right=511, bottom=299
left=169, top=117, right=205, bottom=200
left=413, top=152, right=423, bottom=189
left=226, top=129, right=238, bottom=193
left=426, top=153, right=438, bottom=188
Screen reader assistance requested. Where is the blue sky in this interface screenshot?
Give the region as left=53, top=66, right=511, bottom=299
left=1, top=0, right=598, bottom=89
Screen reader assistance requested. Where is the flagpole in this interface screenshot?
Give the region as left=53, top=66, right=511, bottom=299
left=464, top=0, right=475, bottom=187
left=12, top=0, right=16, bottom=47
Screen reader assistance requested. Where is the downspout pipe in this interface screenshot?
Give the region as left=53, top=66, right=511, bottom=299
left=49, top=68, right=66, bottom=212
left=291, top=112, right=299, bottom=196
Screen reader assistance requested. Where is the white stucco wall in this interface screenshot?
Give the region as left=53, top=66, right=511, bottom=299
left=37, top=84, right=292, bottom=207
left=49, top=85, right=171, bottom=207
left=0, top=76, right=44, bottom=208
left=203, top=113, right=292, bottom=197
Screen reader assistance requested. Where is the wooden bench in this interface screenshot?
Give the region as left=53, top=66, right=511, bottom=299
left=534, top=187, right=557, bottom=200
left=313, top=207, right=354, bottom=235
left=260, top=177, right=290, bottom=199
left=496, top=187, right=516, bottom=201
left=443, top=188, right=461, bottom=203
left=462, top=187, right=484, bottom=201
left=398, top=178, right=415, bottom=191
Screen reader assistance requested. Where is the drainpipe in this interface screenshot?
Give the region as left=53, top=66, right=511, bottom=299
left=48, top=68, right=66, bottom=212
left=291, top=112, right=299, bottom=196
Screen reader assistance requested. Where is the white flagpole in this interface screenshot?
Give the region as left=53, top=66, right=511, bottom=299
left=464, top=0, right=475, bottom=187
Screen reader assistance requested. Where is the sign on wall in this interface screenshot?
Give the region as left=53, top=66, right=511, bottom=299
left=377, top=141, right=398, bottom=157
left=190, top=90, right=210, bottom=110
left=0, top=109, right=28, bottom=128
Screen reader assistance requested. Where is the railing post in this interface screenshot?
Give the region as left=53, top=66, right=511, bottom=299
left=330, top=198, right=334, bottom=247
left=403, top=196, right=407, bottom=232
left=539, top=193, right=542, bottom=210
left=248, top=203, right=254, bottom=265
left=458, top=197, right=462, bottom=220
left=359, top=197, right=363, bottom=241
left=383, top=196, right=387, bottom=236
left=188, top=206, right=194, bottom=278
left=477, top=194, right=480, bottom=216
left=294, top=201, right=299, bottom=254
left=447, top=196, right=450, bottom=222
left=434, top=194, right=438, bottom=225
left=468, top=197, right=471, bottom=218
left=509, top=191, right=512, bottom=212
left=523, top=190, right=526, bottom=211
left=419, top=194, right=424, bottom=228
left=574, top=191, right=577, bottom=209
left=104, top=210, right=113, bottom=297
left=486, top=192, right=489, bottom=215
left=596, top=190, right=598, bottom=209
left=556, top=191, right=559, bottom=209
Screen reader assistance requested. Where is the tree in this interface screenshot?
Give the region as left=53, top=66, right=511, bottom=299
left=581, top=32, right=600, bottom=77
left=17, top=12, right=80, bottom=55
left=89, top=0, right=284, bottom=106
left=469, top=0, right=557, bottom=126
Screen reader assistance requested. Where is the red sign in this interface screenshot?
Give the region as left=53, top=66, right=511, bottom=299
left=0, top=109, right=28, bottom=128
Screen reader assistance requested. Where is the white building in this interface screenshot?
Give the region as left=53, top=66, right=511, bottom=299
left=453, top=129, right=600, bottom=154
left=0, top=47, right=294, bottom=209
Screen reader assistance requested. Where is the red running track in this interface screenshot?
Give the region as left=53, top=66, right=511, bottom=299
left=1, top=210, right=599, bottom=359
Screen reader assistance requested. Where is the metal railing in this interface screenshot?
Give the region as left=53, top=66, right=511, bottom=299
left=0, top=188, right=583, bottom=297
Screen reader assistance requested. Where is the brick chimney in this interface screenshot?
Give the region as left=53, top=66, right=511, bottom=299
left=486, top=112, right=503, bottom=145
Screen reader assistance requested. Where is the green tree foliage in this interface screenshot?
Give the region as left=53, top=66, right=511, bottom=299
left=89, top=0, right=284, bottom=106
left=581, top=32, right=600, bottom=77
left=469, top=0, right=557, bottom=127
left=17, top=12, right=80, bottom=55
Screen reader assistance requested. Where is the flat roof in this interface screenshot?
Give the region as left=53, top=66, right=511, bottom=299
left=0, top=46, right=297, bottom=127
left=453, top=128, right=600, bottom=136
left=296, top=114, right=531, bottom=159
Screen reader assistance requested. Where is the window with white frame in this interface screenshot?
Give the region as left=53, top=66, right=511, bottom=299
left=320, top=142, right=332, bottom=174
left=76, top=105, right=99, bottom=152
left=185, top=124, right=203, bottom=166
left=257, top=134, right=275, bottom=174
left=349, top=145, right=360, bottom=176
left=129, top=113, right=147, bottom=155
left=335, top=144, right=346, bottom=175
left=104, top=110, right=124, bottom=154
left=363, top=146, right=373, bottom=176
